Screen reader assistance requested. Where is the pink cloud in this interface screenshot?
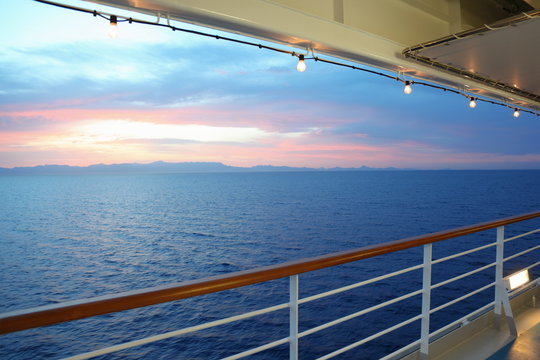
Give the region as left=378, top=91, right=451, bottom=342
left=0, top=94, right=131, bottom=112
left=2, top=97, right=538, bottom=169
left=2, top=132, right=539, bottom=169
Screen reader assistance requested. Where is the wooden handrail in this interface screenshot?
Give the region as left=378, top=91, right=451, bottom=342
left=1, top=211, right=539, bottom=335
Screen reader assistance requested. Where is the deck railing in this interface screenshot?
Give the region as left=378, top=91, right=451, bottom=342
left=1, top=211, right=539, bottom=359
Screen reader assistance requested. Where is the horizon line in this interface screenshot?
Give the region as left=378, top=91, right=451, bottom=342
left=1, top=160, right=540, bottom=172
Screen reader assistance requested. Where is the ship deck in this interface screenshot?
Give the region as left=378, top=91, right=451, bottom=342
left=490, top=321, right=540, bottom=360
left=400, top=285, right=540, bottom=360
left=1, top=212, right=538, bottom=359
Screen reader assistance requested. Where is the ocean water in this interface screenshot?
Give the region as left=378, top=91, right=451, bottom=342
left=0, top=170, right=539, bottom=359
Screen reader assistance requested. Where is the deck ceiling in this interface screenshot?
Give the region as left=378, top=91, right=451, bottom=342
left=79, top=0, right=540, bottom=112
left=405, top=13, right=540, bottom=107
left=423, top=21, right=538, bottom=98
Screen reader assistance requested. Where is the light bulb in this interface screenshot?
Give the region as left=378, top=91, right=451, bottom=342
left=469, top=98, right=477, bottom=108
left=403, top=81, right=412, bottom=94
left=109, top=15, right=118, bottom=38
left=513, top=109, right=520, bottom=118
left=296, top=55, right=306, bottom=72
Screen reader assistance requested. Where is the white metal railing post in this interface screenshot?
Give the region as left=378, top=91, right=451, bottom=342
left=494, top=226, right=517, bottom=336
left=289, top=275, right=299, bottom=360
left=420, top=243, right=432, bottom=359
left=494, top=226, right=504, bottom=321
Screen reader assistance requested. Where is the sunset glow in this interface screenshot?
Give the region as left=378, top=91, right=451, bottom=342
left=1, top=0, right=539, bottom=169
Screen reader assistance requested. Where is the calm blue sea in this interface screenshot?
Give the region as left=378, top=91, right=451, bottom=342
left=1, top=170, right=539, bottom=359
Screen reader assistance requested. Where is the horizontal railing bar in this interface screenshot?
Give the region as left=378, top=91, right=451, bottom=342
left=379, top=339, right=421, bottom=360
left=221, top=337, right=290, bottom=360
left=430, top=282, right=495, bottom=314
left=2, top=211, right=539, bottom=334
left=431, top=262, right=496, bottom=289
left=503, top=244, right=540, bottom=262
left=299, top=264, right=423, bottom=305
left=62, top=303, right=289, bottom=360
left=504, top=228, right=540, bottom=243
left=429, top=301, right=495, bottom=339
left=316, top=315, right=422, bottom=360
left=519, top=261, right=540, bottom=273
left=432, top=242, right=496, bottom=264
left=299, top=289, right=422, bottom=338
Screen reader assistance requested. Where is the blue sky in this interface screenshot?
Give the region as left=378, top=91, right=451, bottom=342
left=1, top=0, right=539, bottom=169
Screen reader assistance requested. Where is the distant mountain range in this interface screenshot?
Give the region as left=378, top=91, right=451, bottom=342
left=0, top=161, right=405, bottom=175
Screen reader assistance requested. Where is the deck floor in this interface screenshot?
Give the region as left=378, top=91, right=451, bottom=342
left=412, top=286, right=540, bottom=360
left=488, top=322, right=540, bottom=360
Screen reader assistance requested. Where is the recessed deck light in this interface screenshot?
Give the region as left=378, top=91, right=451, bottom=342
left=505, top=269, right=529, bottom=290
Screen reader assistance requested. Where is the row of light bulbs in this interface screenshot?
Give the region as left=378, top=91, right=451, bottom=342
left=95, top=4, right=534, bottom=119
left=34, top=0, right=540, bottom=118
left=295, top=56, right=523, bottom=117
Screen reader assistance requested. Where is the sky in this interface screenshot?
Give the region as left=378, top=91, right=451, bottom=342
left=1, top=1, right=539, bottom=169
